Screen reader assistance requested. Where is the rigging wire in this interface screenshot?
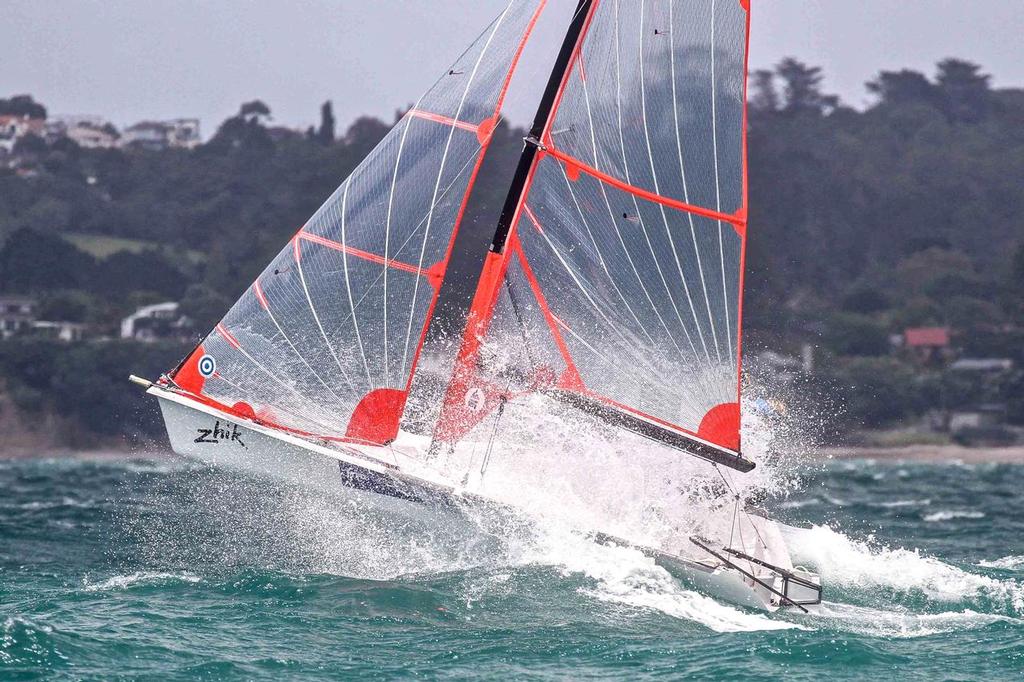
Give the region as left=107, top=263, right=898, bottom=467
left=480, top=387, right=510, bottom=478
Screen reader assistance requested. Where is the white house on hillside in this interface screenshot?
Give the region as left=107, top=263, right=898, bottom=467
left=0, top=295, right=37, bottom=339
left=66, top=123, right=119, bottom=149
left=121, top=119, right=200, bottom=150
left=121, top=302, right=192, bottom=342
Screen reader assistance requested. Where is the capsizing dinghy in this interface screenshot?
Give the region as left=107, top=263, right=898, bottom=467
left=131, top=0, right=822, bottom=613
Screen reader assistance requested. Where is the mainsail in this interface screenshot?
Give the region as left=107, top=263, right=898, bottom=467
left=167, top=0, right=546, bottom=444
left=436, top=0, right=752, bottom=470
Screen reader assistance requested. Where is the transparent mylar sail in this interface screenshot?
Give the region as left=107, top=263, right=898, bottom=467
left=441, top=0, right=750, bottom=453
left=169, top=0, right=545, bottom=443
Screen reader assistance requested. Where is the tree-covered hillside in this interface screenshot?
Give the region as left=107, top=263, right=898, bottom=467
left=0, top=57, right=1021, bottom=447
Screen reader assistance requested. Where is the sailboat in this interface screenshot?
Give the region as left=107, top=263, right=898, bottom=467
left=131, top=0, right=822, bottom=612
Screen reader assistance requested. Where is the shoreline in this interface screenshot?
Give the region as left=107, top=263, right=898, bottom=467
left=3, top=443, right=1024, bottom=464
left=0, top=445, right=172, bottom=461
left=814, top=444, right=1024, bottom=463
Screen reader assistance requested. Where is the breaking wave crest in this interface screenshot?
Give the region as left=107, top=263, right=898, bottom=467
left=520, top=525, right=805, bottom=633
left=82, top=571, right=202, bottom=592
left=979, top=556, right=1024, bottom=570
left=782, top=524, right=1024, bottom=617
left=923, top=510, right=986, bottom=522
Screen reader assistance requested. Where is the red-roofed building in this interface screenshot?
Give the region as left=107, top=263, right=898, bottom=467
left=905, top=327, right=950, bottom=347
left=903, top=327, right=952, bottom=364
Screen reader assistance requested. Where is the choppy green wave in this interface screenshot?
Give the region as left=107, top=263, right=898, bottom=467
left=2, top=456, right=1023, bottom=680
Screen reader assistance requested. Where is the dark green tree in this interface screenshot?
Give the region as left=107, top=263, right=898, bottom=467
left=824, top=313, right=890, bottom=357
left=935, top=58, right=992, bottom=123
left=239, top=99, right=272, bottom=122
left=0, top=229, right=95, bottom=292
left=866, top=69, right=937, bottom=106
left=37, top=290, right=94, bottom=323
left=12, top=133, right=47, bottom=156
left=750, top=69, right=779, bottom=112
left=841, top=287, right=891, bottom=315
left=207, top=101, right=274, bottom=152
left=0, top=95, right=47, bottom=119
left=343, top=116, right=390, bottom=151
left=92, top=251, right=186, bottom=299
left=317, top=100, right=336, bottom=144
left=179, top=283, right=232, bottom=335
left=775, top=58, right=839, bottom=115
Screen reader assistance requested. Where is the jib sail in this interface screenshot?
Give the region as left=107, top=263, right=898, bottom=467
left=166, top=0, right=547, bottom=444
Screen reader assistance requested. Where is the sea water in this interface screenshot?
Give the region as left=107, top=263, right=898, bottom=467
left=1, top=455, right=1022, bottom=680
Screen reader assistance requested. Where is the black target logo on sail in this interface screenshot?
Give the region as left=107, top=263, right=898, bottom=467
left=198, top=354, right=216, bottom=378
left=194, top=419, right=246, bottom=448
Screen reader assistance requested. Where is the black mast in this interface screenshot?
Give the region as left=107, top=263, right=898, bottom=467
left=490, top=0, right=594, bottom=254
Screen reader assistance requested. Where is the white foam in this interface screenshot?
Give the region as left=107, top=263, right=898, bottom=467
left=813, top=603, right=1020, bottom=638
left=522, top=526, right=805, bottom=633
left=82, top=571, right=202, bottom=592
left=923, top=510, right=985, bottom=522
left=779, top=498, right=819, bottom=509
left=979, top=556, right=1024, bottom=570
left=11, top=497, right=98, bottom=511
left=875, top=499, right=931, bottom=509
left=782, top=525, right=1024, bottom=612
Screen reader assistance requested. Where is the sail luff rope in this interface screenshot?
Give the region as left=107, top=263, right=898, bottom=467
left=400, top=1, right=551, bottom=399
left=375, top=0, right=506, bottom=390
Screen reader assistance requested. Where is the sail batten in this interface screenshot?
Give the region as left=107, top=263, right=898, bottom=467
left=541, top=147, right=745, bottom=228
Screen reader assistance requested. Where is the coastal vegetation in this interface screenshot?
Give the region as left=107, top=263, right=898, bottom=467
left=0, top=58, right=1021, bottom=448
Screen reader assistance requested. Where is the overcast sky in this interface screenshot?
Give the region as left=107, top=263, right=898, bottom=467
left=4, top=1, right=1022, bottom=136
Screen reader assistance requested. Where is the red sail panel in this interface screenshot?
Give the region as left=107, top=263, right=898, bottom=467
left=167, top=1, right=546, bottom=444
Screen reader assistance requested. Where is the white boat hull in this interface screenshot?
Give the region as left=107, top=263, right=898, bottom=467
left=155, top=388, right=463, bottom=524
left=151, top=385, right=820, bottom=613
